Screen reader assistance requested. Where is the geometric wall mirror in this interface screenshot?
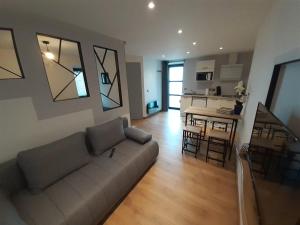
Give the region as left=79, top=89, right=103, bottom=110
left=0, top=28, right=24, bottom=79
left=93, top=45, right=122, bottom=111
left=37, top=33, right=89, bottom=101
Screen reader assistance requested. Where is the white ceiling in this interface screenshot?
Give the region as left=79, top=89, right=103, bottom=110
left=1, top=0, right=274, bottom=60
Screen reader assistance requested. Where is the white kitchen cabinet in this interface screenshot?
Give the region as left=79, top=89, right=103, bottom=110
left=207, top=99, right=219, bottom=109
left=180, top=96, right=192, bottom=116
left=207, top=98, right=235, bottom=109
left=191, top=97, right=207, bottom=107
left=196, top=60, right=215, bottom=72
left=220, top=99, right=236, bottom=108
left=220, top=64, right=243, bottom=81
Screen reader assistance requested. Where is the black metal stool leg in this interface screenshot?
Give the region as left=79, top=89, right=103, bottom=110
left=181, top=130, right=185, bottom=154
left=206, top=137, right=210, bottom=162
left=222, top=140, right=227, bottom=167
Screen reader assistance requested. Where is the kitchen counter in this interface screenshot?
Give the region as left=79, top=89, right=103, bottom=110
left=181, top=94, right=237, bottom=100
left=180, top=94, right=237, bottom=116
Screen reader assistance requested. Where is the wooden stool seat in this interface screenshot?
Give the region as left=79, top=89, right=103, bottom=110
left=208, top=130, right=230, bottom=140
left=182, top=126, right=202, bottom=158
left=183, top=125, right=202, bottom=134
left=193, top=115, right=209, bottom=121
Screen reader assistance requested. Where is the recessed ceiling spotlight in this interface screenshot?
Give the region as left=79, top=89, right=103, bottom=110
left=186, top=51, right=190, bottom=54
left=193, top=42, right=197, bottom=46
left=148, top=1, right=155, bottom=9
left=219, top=46, right=223, bottom=50
left=162, top=54, right=166, bottom=58
left=178, top=29, right=183, bottom=34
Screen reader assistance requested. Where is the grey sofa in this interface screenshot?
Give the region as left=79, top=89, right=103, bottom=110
left=0, top=117, right=159, bottom=225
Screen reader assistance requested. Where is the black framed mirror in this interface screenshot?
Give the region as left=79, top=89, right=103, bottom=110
left=93, top=46, right=122, bottom=111
left=0, top=28, right=24, bottom=79
left=37, top=33, right=89, bottom=101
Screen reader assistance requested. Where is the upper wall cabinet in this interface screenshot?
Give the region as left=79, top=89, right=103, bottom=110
left=93, top=46, right=122, bottom=111
left=37, top=34, right=89, bottom=101
left=0, top=28, right=24, bottom=79
left=220, top=64, right=243, bottom=81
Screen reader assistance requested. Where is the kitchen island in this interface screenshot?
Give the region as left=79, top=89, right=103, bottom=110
left=180, top=94, right=237, bottom=116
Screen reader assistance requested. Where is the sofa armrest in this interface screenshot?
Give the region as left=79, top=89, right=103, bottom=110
left=125, top=127, right=152, bottom=144
left=0, top=189, right=27, bottom=225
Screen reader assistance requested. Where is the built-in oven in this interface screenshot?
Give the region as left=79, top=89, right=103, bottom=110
left=196, top=72, right=213, bottom=81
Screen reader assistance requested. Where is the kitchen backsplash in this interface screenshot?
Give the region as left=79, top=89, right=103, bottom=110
left=182, top=52, right=253, bottom=96
left=183, top=81, right=238, bottom=96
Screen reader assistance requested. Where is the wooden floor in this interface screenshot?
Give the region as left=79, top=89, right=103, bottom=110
left=104, top=110, right=239, bottom=225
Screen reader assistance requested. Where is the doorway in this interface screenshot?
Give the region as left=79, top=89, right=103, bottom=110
left=126, top=62, right=143, bottom=119
left=168, top=64, right=184, bottom=109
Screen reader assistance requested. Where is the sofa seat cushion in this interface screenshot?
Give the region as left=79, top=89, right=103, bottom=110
left=100, top=139, right=159, bottom=181
left=87, top=118, right=126, bottom=155
left=17, top=132, right=91, bottom=192
left=13, top=139, right=159, bottom=225
left=13, top=165, right=116, bottom=225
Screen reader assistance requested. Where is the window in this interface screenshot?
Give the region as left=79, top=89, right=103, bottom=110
left=168, top=65, right=184, bottom=109
left=74, top=70, right=88, bottom=97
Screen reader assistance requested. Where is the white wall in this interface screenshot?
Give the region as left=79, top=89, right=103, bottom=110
left=143, top=57, right=162, bottom=116
left=0, top=12, right=130, bottom=163
left=239, top=0, right=300, bottom=144
left=0, top=97, right=94, bottom=162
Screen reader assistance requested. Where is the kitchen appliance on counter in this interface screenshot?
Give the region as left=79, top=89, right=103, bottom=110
left=216, top=86, right=221, bottom=96
left=195, top=60, right=215, bottom=81
left=196, top=72, right=213, bottom=81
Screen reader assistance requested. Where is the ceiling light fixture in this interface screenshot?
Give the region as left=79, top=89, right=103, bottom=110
left=193, top=42, right=197, bottom=46
left=219, top=46, right=224, bottom=50
left=148, top=1, right=155, bottom=9
left=178, top=29, right=183, bottom=34
left=162, top=54, right=166, bottom=58
left=186, top=51, right=190, bottom=54
left=42, top=40, right=55, bottom=60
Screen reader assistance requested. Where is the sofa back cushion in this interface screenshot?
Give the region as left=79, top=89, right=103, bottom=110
left=87, top=118, right=126, bottom=155
left=17, top=132, right=90, bottom=192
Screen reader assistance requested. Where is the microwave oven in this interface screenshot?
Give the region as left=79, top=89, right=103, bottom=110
left=196, top=72, right=213, bottom=81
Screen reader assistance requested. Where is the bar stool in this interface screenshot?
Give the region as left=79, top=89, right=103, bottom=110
left=206, top=129, right=230, bottom=167
left=182, top=125, right=202, bottom=158
left=211, top=119, right=232, bottom=132
left=192, top=115, right=208, bottom=138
